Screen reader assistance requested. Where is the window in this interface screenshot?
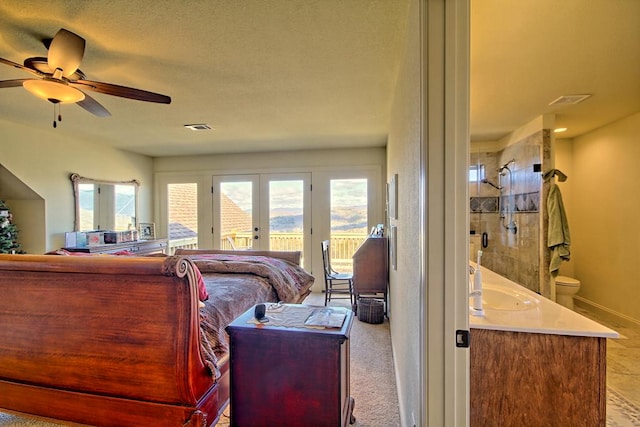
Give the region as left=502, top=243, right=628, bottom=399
left=469, top=164, right=485, bottom=182
left=329, top=178, right=368, bottom=274
left=168, top=183, right=198, bottom=252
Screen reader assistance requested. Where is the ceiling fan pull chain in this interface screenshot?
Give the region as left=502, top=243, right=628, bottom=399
left=52, top=103, right=62, bottom=128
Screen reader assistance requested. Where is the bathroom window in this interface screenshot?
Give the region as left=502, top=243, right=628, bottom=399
left=469, top=165, right=486, bottom=182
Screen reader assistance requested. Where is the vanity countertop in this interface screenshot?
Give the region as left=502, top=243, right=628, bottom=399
left=469, top=263, right=618, bottom=338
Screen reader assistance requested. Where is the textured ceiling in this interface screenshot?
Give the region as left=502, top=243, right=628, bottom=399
left=0, top=0, right=638, bottom=157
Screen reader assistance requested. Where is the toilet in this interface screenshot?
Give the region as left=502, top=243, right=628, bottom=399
left=555, top=275, right=581, bottom=310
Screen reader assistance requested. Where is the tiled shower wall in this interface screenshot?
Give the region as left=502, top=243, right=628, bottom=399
left=470, top=130, right=551, bottom=293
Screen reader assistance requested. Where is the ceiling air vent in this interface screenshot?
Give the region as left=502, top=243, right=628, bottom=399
left=184, top=124, right=212, bottom=131
left=548, top=94, right=592, bottom=106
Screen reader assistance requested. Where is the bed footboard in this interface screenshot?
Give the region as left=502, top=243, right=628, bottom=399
left=0, top=254, right=225, bottom=427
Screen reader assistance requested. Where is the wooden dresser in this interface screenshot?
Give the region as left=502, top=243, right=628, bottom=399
left=352, top=236, right=388, bottom=313
left=63, top=239, right=168, bottom=255
left=227, top=305, right=355, bottom=426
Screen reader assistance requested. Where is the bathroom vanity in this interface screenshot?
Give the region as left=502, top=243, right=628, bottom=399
left=469, top=265, right=618, bottom=427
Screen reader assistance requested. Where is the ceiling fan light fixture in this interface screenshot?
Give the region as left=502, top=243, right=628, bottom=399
left=23, top=78, right=85, bottom=103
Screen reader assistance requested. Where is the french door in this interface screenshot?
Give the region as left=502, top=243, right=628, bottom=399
left=212, top=173, right=311, bottom=268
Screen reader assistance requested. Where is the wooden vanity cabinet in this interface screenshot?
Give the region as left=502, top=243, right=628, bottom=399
left=470, top=328, right=607, bottom=426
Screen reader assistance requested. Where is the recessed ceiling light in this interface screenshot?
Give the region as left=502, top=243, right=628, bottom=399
left=184, top=124, right=212, bottom=131
left=554, top=127, right=568, bottom=133
left=548, top=94, right=592, bottom=106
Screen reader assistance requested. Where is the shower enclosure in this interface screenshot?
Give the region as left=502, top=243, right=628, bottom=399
left=469, top=130, right=551, bottom=295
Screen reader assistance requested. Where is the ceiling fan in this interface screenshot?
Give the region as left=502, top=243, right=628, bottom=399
left=0, top=28, right=171, bottom=127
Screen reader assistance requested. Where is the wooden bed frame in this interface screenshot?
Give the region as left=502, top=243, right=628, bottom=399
left=0, top=250, right=305, bottom=426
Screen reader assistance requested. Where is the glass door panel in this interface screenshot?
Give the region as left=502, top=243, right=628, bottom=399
left=262, top=174, right=311, bottom=267
left=268, top=180, right=304, bottom=252
left=212, top=174, right=311, bottom=268
left=213, top=175, right=259, bottom=250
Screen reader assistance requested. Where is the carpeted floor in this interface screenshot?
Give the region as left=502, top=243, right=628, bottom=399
left=311, top=293, right=402, bottom=427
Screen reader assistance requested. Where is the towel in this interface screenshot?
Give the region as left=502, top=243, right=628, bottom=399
left=547, top=183, right=571, bottom=275
left=543, top=168, right=568, bottom=182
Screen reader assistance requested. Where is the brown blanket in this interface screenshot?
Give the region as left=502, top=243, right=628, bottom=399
left=190, top=254, right=315, bottom=378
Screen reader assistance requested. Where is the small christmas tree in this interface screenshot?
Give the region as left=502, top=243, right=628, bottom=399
left=0, top=200, right=23, bottom=254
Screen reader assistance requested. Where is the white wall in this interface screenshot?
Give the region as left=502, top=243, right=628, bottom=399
left=0, top=118, right=154, bottom=252
left=386, top=0, right=422, bottom=424
left=154, top=147, right=386, bottom=173
left=557, top=112, right=640, bottom=323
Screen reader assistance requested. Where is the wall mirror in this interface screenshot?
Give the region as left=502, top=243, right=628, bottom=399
left=71, top=173, right=140, bottom=232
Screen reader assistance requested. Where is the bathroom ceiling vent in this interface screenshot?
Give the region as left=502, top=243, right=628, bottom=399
left=184, top=124, right=212, bottom=131
left=548, top=94, right=592, bottom=106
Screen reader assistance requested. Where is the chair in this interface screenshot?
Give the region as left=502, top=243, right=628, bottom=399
left=321, top=240, right=355, bottom=307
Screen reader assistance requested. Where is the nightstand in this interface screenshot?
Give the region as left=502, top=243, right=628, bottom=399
left=226, top=304, right=355, bottom=426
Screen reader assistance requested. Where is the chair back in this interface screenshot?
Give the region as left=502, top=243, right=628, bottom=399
left=321, top=240, right=332, bottom=278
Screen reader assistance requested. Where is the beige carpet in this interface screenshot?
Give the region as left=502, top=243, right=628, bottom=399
left=0, top=293, right=401, bottom=426
left=307, top=293, right=402, bottom=427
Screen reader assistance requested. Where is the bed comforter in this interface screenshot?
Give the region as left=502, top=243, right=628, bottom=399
left=190, top=254, right=315, bottom=376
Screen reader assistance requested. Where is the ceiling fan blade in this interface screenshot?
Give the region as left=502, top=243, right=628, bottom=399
left=72, top=79, right=171, bottom=104
left=0, top=57, right=44, bottom=77
left=0, top=79, right=31, bottom=88
left=76, top=92, right=111, bottom=117
left=48, top=29, right=85, bottom=78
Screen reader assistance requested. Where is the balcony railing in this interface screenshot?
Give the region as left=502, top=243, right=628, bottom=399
left=167, top=237, right=198, bottom=254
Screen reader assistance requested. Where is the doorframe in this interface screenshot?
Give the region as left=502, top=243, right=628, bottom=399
left=420, top=0, right=470, bottom=425
left=309, top=167, right=384, bottom=287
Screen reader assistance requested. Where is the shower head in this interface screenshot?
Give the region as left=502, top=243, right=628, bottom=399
left=481, top=178, right=503, bottom=190
left=498, top=159, right=516, bottom=174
